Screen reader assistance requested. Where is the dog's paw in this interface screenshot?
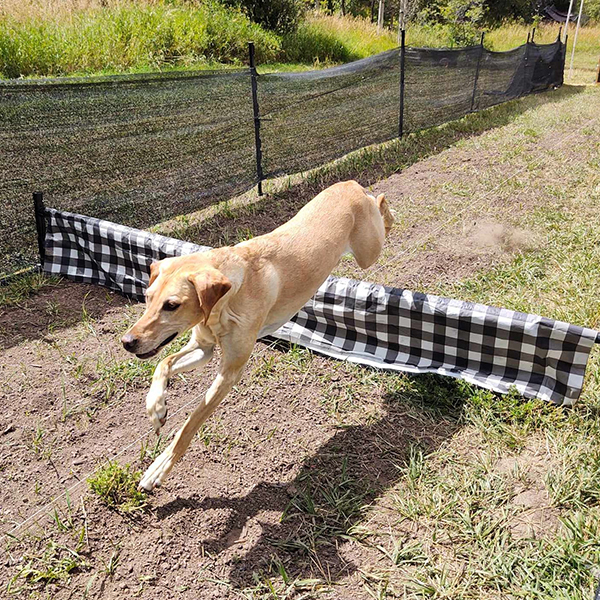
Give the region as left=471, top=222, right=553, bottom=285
left=146, top=387, right=168, bottom=434
left=139, top=445, right=175, bottom=491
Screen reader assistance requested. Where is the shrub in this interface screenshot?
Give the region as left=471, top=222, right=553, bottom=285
left=222, top=0, right=304, bottom=34
left=0, top=1, right=281, bottom=78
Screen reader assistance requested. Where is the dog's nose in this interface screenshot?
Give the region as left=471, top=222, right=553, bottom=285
left=121, top=334, right=139, bottom=353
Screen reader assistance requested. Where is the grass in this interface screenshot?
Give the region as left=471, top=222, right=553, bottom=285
left=0, top=0, right=280, bottom=78
left=8, top=540, right=88, bottom=593
left=2, top=3, right=597, bottom=81
left=0, top=271, right=60, bottom=308
left=280, top=13, right=398, bottom=64
left=87, top=461, right=147, bottom=513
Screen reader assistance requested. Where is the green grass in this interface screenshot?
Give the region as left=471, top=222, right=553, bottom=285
left=3, top=5, right=597, bottom=81
left=280, top=13, right=398, bottom=64
left=87, top=461, right=147, bottom=513
left=0, top=271, right=60, bottom=308
left=8, top=540, right=88, bottom=594
left=0, top=1, right=280, bottom=78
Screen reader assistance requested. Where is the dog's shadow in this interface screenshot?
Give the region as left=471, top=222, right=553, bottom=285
left=155, top=373, right=469, bottom=588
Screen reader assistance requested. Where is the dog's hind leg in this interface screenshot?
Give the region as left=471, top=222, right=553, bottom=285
left=139, top=328, right=255, bottom=491
left=146, top=328, right=214, bottom=434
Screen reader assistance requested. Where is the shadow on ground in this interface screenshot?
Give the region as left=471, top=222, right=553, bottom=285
left=154, top=373, right=469, bottom=589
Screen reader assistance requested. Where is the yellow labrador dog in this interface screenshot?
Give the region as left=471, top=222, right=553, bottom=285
left=122, top=180, right=394, bottom=491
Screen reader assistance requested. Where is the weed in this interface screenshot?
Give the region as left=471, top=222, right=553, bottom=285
left=87, top=461, right=147, bottom=513
left=8, top=540, right=88, bottom=593
left=139, top=433, right=168, bottom=462
left=0, top=272, right=60, bottom=308
left=29, top=423, right=53, bottom=460
left=102, top=549, right=120, bottom=577
left=92, top=356, right=154, bottom=402
left=281, top=458, right=371, bottom=555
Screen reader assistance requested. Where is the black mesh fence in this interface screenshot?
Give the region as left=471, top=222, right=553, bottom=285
left=1, top=38, right=564, bottom=279
left=259, top=49, right=401, bottom=179
left=1, top=69, right=256, bottom=276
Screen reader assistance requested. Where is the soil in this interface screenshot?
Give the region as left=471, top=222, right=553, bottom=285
left=1, top=91, right=585, bottom=599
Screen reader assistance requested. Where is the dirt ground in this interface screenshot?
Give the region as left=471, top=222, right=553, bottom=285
left=1, top=85, right=598, bottom=598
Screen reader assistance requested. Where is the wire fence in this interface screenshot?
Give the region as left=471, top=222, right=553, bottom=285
left=0, top=36, right=565, bottom=279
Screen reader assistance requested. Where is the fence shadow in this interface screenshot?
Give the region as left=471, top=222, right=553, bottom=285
left=163, top=84, right=583, bottom=251
left=154, top=373, right=468, bottom=590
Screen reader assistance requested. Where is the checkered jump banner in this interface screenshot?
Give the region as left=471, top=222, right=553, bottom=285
left=42, top=207, right=600, bottom=406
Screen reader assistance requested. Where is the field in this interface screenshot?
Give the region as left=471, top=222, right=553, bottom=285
left=2, top=77, right=600, bottom=599
left=1, top=2, right=599, bottom=82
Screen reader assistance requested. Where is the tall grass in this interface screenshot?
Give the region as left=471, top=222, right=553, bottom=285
left=1, top=4, right=598, bottom=79
left=281, top=13, right=397, bottom=63
left=0, top=1, right=280, bottom=78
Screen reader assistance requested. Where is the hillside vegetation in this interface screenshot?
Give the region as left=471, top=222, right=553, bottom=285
left=0, top=1, right=598, bottom=81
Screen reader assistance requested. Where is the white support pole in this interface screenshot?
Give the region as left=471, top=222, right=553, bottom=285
left=563, top=0, right=575, bottom=42
left=569, top=0, right=585, bottom=78
left=378, top=0, right=385, bottom=33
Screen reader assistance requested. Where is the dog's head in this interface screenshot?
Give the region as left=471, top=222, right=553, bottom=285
left=121, top=256, right=231, bottom=359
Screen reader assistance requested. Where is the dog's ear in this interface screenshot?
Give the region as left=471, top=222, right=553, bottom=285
left=148, top=261, right=161, bottom=287
left=188, top=269, right=232, bottom=325
left=376, top=193, right=387, bottom=210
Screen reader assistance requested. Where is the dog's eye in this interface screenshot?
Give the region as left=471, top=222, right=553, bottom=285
left=163, top=300, right=181, bottom=312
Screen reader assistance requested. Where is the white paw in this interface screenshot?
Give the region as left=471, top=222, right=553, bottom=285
left=139, top=445, right=175, bottom=491
left=146, top=387, right=167, bottom=434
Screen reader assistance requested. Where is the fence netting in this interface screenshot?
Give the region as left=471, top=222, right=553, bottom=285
left=259, top=48, right=401, bottom=179
left=1, top=39, right=564, bottom=279
left=0, top=69, right=256, bottom=276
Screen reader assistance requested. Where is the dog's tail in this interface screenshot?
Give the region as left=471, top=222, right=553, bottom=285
left=375, top=193, right=395, bottom=236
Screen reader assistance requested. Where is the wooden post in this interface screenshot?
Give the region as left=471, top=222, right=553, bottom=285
left=596, top=54, right=600, bottom=84
left=398, top=0, right=406, bottom=45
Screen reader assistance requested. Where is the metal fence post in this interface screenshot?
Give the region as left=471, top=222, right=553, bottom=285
left=248, top=42, right=264, bottom=196
left=32, top=191, right=46, bottom=267
left=470, top=32, right=485, bottom=113
left=398, top=28, right=406, bottom=139
left=531, top=27, right=536, bottom=43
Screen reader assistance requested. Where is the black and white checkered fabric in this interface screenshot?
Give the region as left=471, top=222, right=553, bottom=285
left=44, top=208, right=209, bottom=300
left=43, top=207, right=599, bottom=405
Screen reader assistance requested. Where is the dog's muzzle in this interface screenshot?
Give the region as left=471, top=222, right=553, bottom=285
left=122, top=332, right=178, bottom=359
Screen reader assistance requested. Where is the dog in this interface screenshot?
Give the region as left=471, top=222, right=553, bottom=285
left=121, top=180, right=394, bottom=491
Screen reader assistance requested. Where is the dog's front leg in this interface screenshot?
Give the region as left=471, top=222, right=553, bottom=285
left=139, top=331, right=254, bottom=491
left=146, top=330, right=214, bottom=434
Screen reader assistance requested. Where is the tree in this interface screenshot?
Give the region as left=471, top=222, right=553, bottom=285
left=221, top=0, right=304, bottom=33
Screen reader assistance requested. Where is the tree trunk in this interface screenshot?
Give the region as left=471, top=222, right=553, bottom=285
left=377, top=0, right=385, bottom=32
